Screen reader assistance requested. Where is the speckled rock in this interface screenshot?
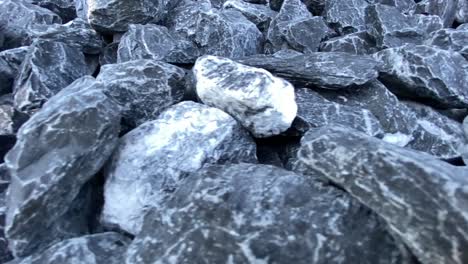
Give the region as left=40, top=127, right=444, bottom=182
left=323, top=0, right=369, bottom=34
left=4, top=76, right=121, bottom=257
left=298, top=125, right=468, bottom=264
left=101, top=101, right=257, bottom=235
left=126, top=163, right=409, bottom=264
left=25, top=0, right=77, bottom=23
left=222, top=0, right=277, bottom=32
left=0, top=47, right=29, bottom=95
left=319, top=31, right=377, bottom=55
left=194, top=56, right=297, bottom=137
left=425, top=28, right=468, bottom=60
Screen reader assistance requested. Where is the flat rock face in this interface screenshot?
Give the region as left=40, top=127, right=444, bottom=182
left=237, top=52, right=381, bottom=89
left=415, top=0, right=457, bottom=27
left=194, top=56, right=297, bottom=138
left=100, top=42, right=119, bottom=66
left=13, top=40, right=89, bottom=115
left=116, top=24, right=200, bottom=64
left=0, top=95, right=15, bottom=137
left=425, top=28, right=468, bottom=60
left=456, top=0, right=468, bottom=24
left=4, top=76, right=121, bottom=257
left=26, top=0, right=77, bottom=23
left=222, top=0, right=277, bottom=32
left=0, top=164, right=12, bottom=263
left=126, top=163, right=407, bottom=264
left=297, top=125, right=468, bottom=264
left=370, top=0, right=415, bottom=14
left=374, top=44, right=468, bottom=109
left=319, top=31, right=377, bottom=55
left=101, top=101, right=257, bottom=235
left=0, top=47, right=30, bottom=96
left=9, top=232, right=130, bottom=264
left=324, top=0, right=369, bottom=34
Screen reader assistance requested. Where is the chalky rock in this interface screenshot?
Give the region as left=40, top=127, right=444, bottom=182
left=294, top=88, right=384, bottom=137
left=323, top=0, right=369, bottom=34
left=13, top=40, right=89, bottom=114
left=167, top=3, right=263, bottom=58
left=414, top=0, right=457, bottom=27
left=116, top=24, right=200, bottom=64
left=26, top=0, right=77, bottom=23
left=374, top=44, right=468, bottom=109
left=194, top=56, right=297, bottom=137
left=0, top=47, right=29, bottom=96
left=425, top=28, right=468, bottom=60
left=0, top=0, right=61, bottom=50
left=0, top=164, right=12, bottom=263
left=237, top=52, right=380, bottom=89
left=222, top=0, right=277, bottom=32
left=100, top=42, right=118, bottom=66
left=96, top=59, right=186, bottom=129
left=267, top=0, right=334, bottom=53
left=101, top=101, right=257, bottom=235
left=298, top=125, right=468, bottom=264
left=319, top=31, right=377, bottom=55
left=8, top=232, right=130, bottom=264
left=127, top=163, right=407, bottom=264
left=4, top=76, right=121, bottom=257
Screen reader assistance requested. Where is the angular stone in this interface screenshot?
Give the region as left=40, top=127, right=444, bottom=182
left=116, top=24, right=199, bottom=64
left=463, top=116, right=468, bottom=164
left=0, top=47, right=29, bottom=96
left=267, top=0, right=334, bottom=53
left=194, top=56, right=297, bottom=137
left=414, top=0, right=457, bottom=27
left=96, top=60, right=186, bottom=129
left=0, top=95, right=15, bottom=137
left=459, top=23, right=468, bottom=30
left=370, top=0, right=415, bottom=14
left=100, top=42, right=118, bottom=66
left=102, top=101, right=257, bottom=235
left=297, top=125, right=468, bottom=264
left=425, top=28, right=468, bottom=60
left=4, top=76, right=121, bottom=257
left=127, top=163, right=408, bottom=264
left=413, top=14, right=444, bottom=35
left=0, top=164, right=12, bottom=263
left=13, top=40, right=89, bottom=114
left=26, top=0, right=77, bottom=23
left=456, top=0, right=468, bottom=24
left=8, top=232, right=130, bottom=264
left=236, top=52, right=381, bottom=89
left=0, top=0, right=61, bottom=49
left=324, top=0, right=369, bottom=34
left=319, top=31, right=377, bottom=55
left=223, top=0, right=277, bottom=32
left=294, top=88, right=383, bottom=137
left=374, top=44, right=468, bottom=108
left=167, top=3, right=263, bottom=58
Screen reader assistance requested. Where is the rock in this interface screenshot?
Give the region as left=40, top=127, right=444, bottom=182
left=236, top=52, right=381, bottom=89
left=223, top=0, right=277, bottom=32
left=167, top=3, right=263, bottom=58
left=374, top=44, right=468, bottom=109
left=464, top=116, right=468, bottom=137
left=414, top=0, right=457, bottom=27
left=459, top=23, right=468, bottom=30
left=74, top=0, right=88, bottom=20
left=127, top=163, right=409, bottom=264
left=101, top=101, right=257, bottom=235
left=323, top=0, right=370, bottom=34
left=425, top=28, right=468, bottom=60
left=0, top=95, right=15, bottom=137
left=13, top=40, right=89, bottom=114
left=8, top=232, right=130, bottom=264
left=0, top=164, right=12, bottom=263
left=0, top=0, right=61, bottom=49
left=294, top=88, right=383, bottom=137
left=413, top=14, right=443, bottom=35
left=437, top=108, right=468, bottom=123
left=370, top=0, right=415, bottom=14
left=0, top=47, right=29, bottom=96
left=456, top=0, right=468, bottom=24
left=116, top=24, right=199, bottom=64
left=96, top=59, right=186, bottom=129
left=267, top=0, right=334, bottom=53
left=194, top=56, right=296, bottom=137
left=100, top=42, right=119, bottom=66
left=26, top=0, right=77, bottom=23
left=319, top=31, right=377, bottom=55
left=4, top=76, right=121, bottom=257
left=297, top=125, right=468, bottom=264
left=463, top=116, right=468, bottom=164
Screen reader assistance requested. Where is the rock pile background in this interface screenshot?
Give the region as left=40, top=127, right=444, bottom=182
left=0, top=0, right=467, bottom=263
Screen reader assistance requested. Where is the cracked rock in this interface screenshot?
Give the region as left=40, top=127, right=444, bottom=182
left=425, top=28, right=468, bottom=60
left=26, top=0, right=77, bottom=23
left=0, top=164, right=12, bottom=263
left=100, top=42, right=119, bottom=66
left=319, top=31, right=377, bottom=54
left=414, top=0, right=457, bottom=27
left=0, top=47, right=29, bottom=96
left=323, top=0, right=370, bottom=34
left=222, top=0, right=276, bottom=32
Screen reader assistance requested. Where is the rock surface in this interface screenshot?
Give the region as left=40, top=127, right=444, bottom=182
left=0, top=164, right=12, bottom=263
left=425, top=28, right=468, bottom=60
left=0, top=47, right=29, bottom=96
left=222, top=0, right=276, bottom=32
left=319, top=31, right=377, bottom=55
left=414, top=0, right=457, bottom=27
left=324, top=0, right=369, bottom=34
left=26, top=0, right=76, bottom=23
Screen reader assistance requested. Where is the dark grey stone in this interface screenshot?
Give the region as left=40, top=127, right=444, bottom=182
left=0, top=164, right=12, bottom=263
left=223, top=0, right=277, bottom=32
left=13, top=40, right=89, bottom=115
left=414, top=0, right=457, bottom=27
left=126, top=163, right=409, bottom=264
left=456, top=0, right=468, bottom=24
left=323, top=0, right=370, bottom=34
left=100, top=42, right=119, bottom=66
left=459, top=23, right=468, bottom=30
left=0, top=47, right=29, bottom=96
left=4, top=76, right=121, bottom=257
left=26, top=0, right=77, bottom=23
left=0, top=95, right=15, bottom=137
left=297, top=125, right=468, bottom=264
left=194, top=55, right=297, bottom=138
left=425, top=28, right=468, bottom=60
left=319, top=31, right=377, bottom=55
left=369, top=0, right=415, bottom=14
left=101, top=101, right=257, bottom=235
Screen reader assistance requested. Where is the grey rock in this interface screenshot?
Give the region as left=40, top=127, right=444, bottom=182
left=127, top=163, right=409, bottom=264
left=84, top=54, right=100, bottom=76
left=294, top=88, right=384, bottom=137
left=100, top=42, right=119, bottom=66
left=26, top=0, right=77, bottom=22
left=374, top=44, right=468, bottom=109
left=414, top=0, right=457, bottom=27
left=297, top=125, right=468, bottom=264
left=13, top=40, right=89, bottom=114
left=194, top=55, right=297, bottom=138
left=116, top=24, right=199, bottom=64
left=8, top=232, right=130, bottom=264
left=223, top=0, right=277, bottom=32
left=0, top=164, right=12, bottom=263
left=464, top=116, right=468, bottom=138
left=270, top=0, right=326, bottom=15
left=458, top=23, right=468, bottom=30
left=463, top=116, right=468, bottom=164
left=0, top=95, right=15, bottom=137
left=369, top=0, right=415, bottom=14
left=0, top=47, right=30, bottom=96
left=236, top=52, right=381, bottom=89
left=101, top=101, right=257, bottom=235
left=437, top=108, right=468, bottom=123
left=319, top=31, right=377, bottom=55
left=4, top=76, right=121, bottom=257
left=267, top=0, right=334, bottom=53
left=324, top=0, right=370, bottom=34
left=96, top=59, right=186, bottom=129
left=456, top=0, right=468, bottom=24
left=74, top=0, right=88, bottom=20
left=0, top=0, right=61, bottom=50
left=425, top=28, right=468, bottom=60
left=413, top=14, right=444, bottom=35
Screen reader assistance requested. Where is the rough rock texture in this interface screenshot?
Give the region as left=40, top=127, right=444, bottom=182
left=237, top=52, right=381, bottom=89
left=0, top=164, right=12, bottom=263
left=463, top=116, right=468, bottom=164
left=13, top=40, right=89, bottom=114
left=101, top=101, right=257, bottom=235
left=100, top=42, right=119, bottom=66
left=194, top=56, right=297, bottom=137
left=0, top=47, right=29, bottom=96
left=374, top=44, right=468, bottom=109
left=414, top=0, right=457, bottom=27
left=370, top=0, right=415, bottom=14
left=298, top=125, right=468, bottom=264
left=0, top=95, right=15, bottom=137
left=456, top=0, right=468, bottom=24
left=294, top=88, right=383, bottom=137
left=26, top=0, right=77, bottom=23
left=323, top=0, right=369, bottom=34
left=127, top=163, right=408, bottom=264
left=117, top=24, right=199, bottom=64
left=425, top=28, right=468, bottom=60
left=4, top=76, right=121, bottom=257
left=222, top=0, right=277, bottom=32
left=319, top=31, right=377, bottom=55
left=8, top=232, right=130, bottom=264
left=96, top=59, right=186, bottom=129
